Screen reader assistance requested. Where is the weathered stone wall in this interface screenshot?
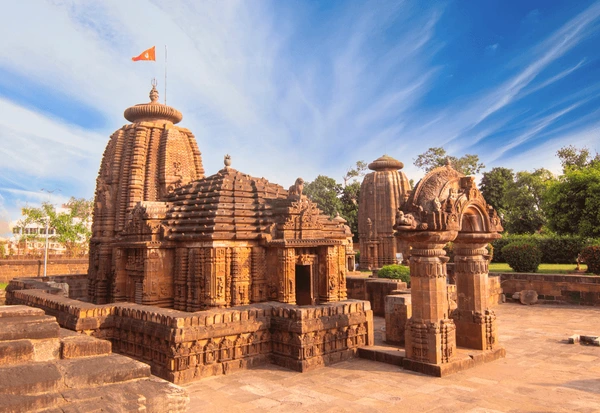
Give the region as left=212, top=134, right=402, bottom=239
left=499, top=273, right=600, bottom=306
left=8, top=275, right=89, bottom=301
left=7, top=287, right=373, bottom=384
left=346, top=276, right=407, bottom=316
left=488, top=275, right=503, bottom=306
left=0, top=259, right=88, bottom=283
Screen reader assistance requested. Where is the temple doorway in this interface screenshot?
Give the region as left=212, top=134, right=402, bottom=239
left=295, top=264, right=312, bottom=305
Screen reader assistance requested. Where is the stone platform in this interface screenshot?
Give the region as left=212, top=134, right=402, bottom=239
left=358, top=316, right=505, bottom=376
left=184, top=303, right=600, bottom=412
left=0, top=305, right=188, bottom=413
left=8, top=288, right=374, bottom=384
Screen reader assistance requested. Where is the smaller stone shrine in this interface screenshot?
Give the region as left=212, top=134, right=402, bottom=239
left=358, top=155, right=411, bottom=269
left=394, top=161, right=505, bottom=376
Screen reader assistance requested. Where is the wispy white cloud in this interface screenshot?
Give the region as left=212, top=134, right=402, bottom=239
left=0, top=0, right=599, bottom=230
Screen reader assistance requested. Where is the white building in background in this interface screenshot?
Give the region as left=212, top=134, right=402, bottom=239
left=9, top=222, right=66, bottom=255
left=7, top=206, right=89, bottom=256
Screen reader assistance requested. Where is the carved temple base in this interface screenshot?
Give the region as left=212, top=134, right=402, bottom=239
left=402, top=346, right=505, bottom=377
left=8, top=288, right=373, bottom=384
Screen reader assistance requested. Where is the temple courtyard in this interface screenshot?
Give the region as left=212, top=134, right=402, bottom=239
left=186, top=303, right=600, bottom=413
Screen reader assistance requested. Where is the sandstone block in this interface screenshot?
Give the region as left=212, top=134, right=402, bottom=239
left=61, top=335, right=112, bottom=359
left=0, top=340, right=34, bottom=365
left=0, top=305, right=45, bottom=318
left=0, top=362, right=62, bottom=395
left=0, top=392, right=61, bottom=413
left=58, top=354, right=151, bottom=388
left=0, top=315, right=60, bottom=341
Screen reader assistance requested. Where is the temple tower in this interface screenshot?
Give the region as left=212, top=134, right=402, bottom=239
left=358, top=155, right=411, bottom=270
left=88, top=83, right=204, bottom=303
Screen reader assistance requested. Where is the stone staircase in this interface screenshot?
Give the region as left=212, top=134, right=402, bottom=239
left=0, top=305, right=188, bottom=413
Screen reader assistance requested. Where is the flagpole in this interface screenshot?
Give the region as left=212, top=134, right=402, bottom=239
left=164, top=45, right=168, bottom=105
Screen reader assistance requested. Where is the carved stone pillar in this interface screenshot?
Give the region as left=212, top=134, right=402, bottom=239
left=231, top=248, right=251, bottom=307
left=452, top=233, right=499, bottom=350
left=405, top=233, right=457, bottom=365
left=207, top=248, right=227, bottom=307
left=278, top=248, right=296, bottom=304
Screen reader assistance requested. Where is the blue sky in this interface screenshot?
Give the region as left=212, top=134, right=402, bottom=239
left=1, top=0, right=599, bottom=235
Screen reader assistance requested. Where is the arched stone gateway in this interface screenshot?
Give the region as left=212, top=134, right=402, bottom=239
left=394, top=162, right=504, bottom=372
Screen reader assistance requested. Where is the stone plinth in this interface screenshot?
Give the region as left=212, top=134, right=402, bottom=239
left=8, top=287, right=373, bottom=384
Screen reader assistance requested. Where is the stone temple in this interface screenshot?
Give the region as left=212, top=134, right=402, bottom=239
left=88, top=84, right=353, bottom=310
left=358, top=155, right=411, bottom=269
left=4, top=85, right=372, bottom=385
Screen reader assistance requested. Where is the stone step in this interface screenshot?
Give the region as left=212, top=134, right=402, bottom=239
left=0, top=305, right=45, bottom=318
left=0, top=362, right=62, bottom=395
left=0, top=315, right=60, bottom=341
left=57, top=391, right=146, bottom=413
left=0, top=392, right=62, bottom=413
left=357, top=345, right=405, bottom=367
left=57, top=353, right=151, bottom=389
left=61, top=334, right=112, bottom=359
left=0, top=339, right=34, bottom=366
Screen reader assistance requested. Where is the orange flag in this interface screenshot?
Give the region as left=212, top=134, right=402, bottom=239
left=132, top=46, right=156, bottom=61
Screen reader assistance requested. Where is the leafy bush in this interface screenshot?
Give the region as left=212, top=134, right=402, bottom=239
left=486, top=243, right=494, bottom=261
left=492, top=234, right=596, bottom=264
left=444, top=242, right=454, bottom=261
left=378, top=264, right=410, bottom=284
left=580, top=246, right=600, bottom=275
left=501, top=241, right=542, bottom=273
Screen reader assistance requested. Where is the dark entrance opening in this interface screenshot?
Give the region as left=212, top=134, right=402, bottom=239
left=295, top=264, right=312, bottom=305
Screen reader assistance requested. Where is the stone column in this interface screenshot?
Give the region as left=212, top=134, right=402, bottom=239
left=405, top=233, right=457, bottom=365
left=278, top=248, right=296, bottom=304
left=452, top=233, right=499, bottom=350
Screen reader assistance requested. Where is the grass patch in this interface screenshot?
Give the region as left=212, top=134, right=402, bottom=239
left=489, top=263, right=589, bottom=274
left=0, top=283, right=7, bottom=290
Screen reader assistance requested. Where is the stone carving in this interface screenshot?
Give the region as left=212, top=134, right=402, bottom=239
left=358, top=155, right=411, bottom=269
left=395, top=162, right=504, bottom=373
left=288, top=177, right=305, bottom=199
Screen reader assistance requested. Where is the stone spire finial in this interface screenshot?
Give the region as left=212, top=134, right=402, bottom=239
left=444, top=157, right=452, bottom=167
left=123, top=80, right=183, bottom=124
left=149, top=78, right=159, bottom=103
left=224, top=154, right=232, bottom=168
left=368, top=155, right=404, bottom=171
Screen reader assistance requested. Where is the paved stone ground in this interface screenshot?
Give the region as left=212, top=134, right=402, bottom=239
left=186, top=304, right=600, bottom=412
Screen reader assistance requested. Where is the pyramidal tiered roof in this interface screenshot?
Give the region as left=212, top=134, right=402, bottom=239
left=163, top=163, right=350, bottom=242
left=164, top=166, right=287, bottom=240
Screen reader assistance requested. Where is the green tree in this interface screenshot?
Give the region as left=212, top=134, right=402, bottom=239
left=479, top=167, right=514, bottom=213
left=556, top=145, right=599, bottom=172
left=342, top=161, right=367, bottom=187
left=413, top=147, right=485, bottom=175
left=18, top=197, right=93, bottom=256
left=340, top=181, right=360, bottom=241
left=544, top=162, right=600, bottom=237
left=303, top=176, right=343, bottom=218
left=503, top=169, right=555, bottom=234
